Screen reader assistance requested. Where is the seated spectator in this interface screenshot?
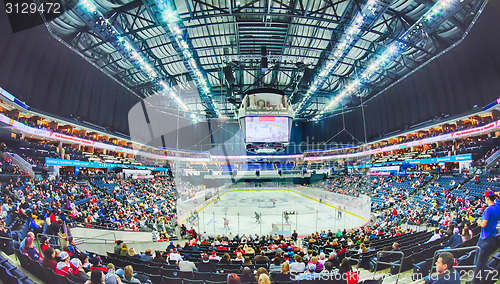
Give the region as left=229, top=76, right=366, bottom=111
left=461, top=224, right=473, bottom=242
left=40, top=236, right=50, bottom=253
left=153, top=250, right=165, bottom=263
left=42, top=247, right=57, bottom=271
left=86, top=270, right=104, bottom=284
left=220, top=253, right=231, bottom=265
left=197, top=254, right=217, bottom=273
left=232, top=252, right=244, bottom=263
left=309, top=256, right=323, bottom=272
left=114, top=241, right=123, bottom=255
left=79, top=254, right=92, bottom=271
left=23, top=236, right=43, bottom=262
left=358, top=243, right=368, bottom=254
left=122, top=265, right=140, bottom=284
left=243, top=257, right=252, bottom=266
left=178, top=254, right=197, bottom=272
left=254, top=268, right=269, bottom=283
left=254, top=251, right=269, bottom=263
left=70, top=258, right=90, bottom=283
left=424, top=252, right=460, bottom=284
left=67, top=236, right=81, bottom=255
left=244, top=244, right=255, bottom=255
left=289, top=255, right=305, bottom=273
left=325, top=252, right=340, bottom=268
left=56, top=251, right=72, bottom=276
left=20, top=232, right=35, bottom=252
left=268, top=257, right=282, bottom=274
left=140, top=249, right=153, bottom=262
left=90, top=257, right=108, bottom=273
left=239, top=267, right=254, bottom=284
left=227, top=273, right=241, bottom=284
left=209, top=250, right=221, bottom=262
left=120, top=244, right=129, bottom=256
left=128, top=248, right=140, bottom=259
left=320, top=261, right=335, bottom=278
left=257, top=274, right=271, bottom=284
left=297, top=263, right=320, bottom=280
left=104, top=263, right=121, bottom=284
left=168, top=248, right=182, bottom=263
left=338, top=258, right=358, bottom=284
left=445, top=228, right=462, bottom=249
left=273, top=262, right=292, bottom=282
left=426, top=229, right=442, bottom=243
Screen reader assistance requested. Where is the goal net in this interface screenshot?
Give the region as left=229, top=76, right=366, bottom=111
left=271, top=223, right=292, bottom=236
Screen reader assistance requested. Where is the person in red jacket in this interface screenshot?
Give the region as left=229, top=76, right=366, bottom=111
left=56, top=251, right=72, bottom=276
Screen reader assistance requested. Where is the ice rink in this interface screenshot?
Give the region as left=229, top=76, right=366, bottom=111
left=186, top=188, right=369, bottom=237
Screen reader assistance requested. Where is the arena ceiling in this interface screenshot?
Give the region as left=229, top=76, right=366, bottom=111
left=44, top=0, right=487, bottom=121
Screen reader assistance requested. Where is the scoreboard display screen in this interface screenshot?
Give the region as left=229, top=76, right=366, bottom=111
left=245, top=116, right=289, bottom=143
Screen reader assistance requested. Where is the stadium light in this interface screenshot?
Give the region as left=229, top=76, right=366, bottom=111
left=295, top=0, right=391, bottom=115
left=313, top=0, right=462, bottom=120
left=74, top=0, right=190, bottom=112
left=146, top=0, right=222, bottom=118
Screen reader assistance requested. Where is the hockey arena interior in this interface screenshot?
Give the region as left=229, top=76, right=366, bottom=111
left=1, top=0, right=500, bottom=283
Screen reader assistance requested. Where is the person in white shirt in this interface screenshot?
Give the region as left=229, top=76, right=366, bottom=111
left=178, top=255, right=197, bottom=272
left=208, top=250, right=221, bottom=261
left=426, top=229, right=442, bottom=243
left=168, top=249, right=182, bottom=263
left=202, top=232, right=209, bottom=240
left=289, top=255, right=306, bottom=273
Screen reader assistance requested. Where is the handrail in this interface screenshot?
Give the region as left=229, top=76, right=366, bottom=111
left=486, top=148, right=500, bottom=168
left=3, top=152, right=34, bottom=178
left=73, top=231, right=117, bottom=245
left=0, top=226, right=13, bottom=241
left=373, top=250, right=405, bottom=284
left=429, top=246, right=480, bottom=279
left=36, top=232, right=63, bottom=250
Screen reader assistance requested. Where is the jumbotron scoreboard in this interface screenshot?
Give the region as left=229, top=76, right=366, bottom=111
left=238, top=89, right=294, bottom=153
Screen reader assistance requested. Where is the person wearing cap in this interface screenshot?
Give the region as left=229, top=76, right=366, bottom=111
left=69, top=258, right=90, bottom=283
left=178, top=254, right=197, bottom=272
left=56, top=251, right=72, bottom=276
left=472, top=189, right=500, bottom=284
left=168, top=248, right=182, bottom=263
left=114, top=240, right=123, bottom=255
left=423, top=252, right=460, bottom=284
left=166, top=241, right=175, bottom=251
left=198, top=254, right=217, bottom=273
left=444, top=227, right=462, bottom=249
left=297, top=263, right=321, bottom=280
left=40, top=236, right=50, bottom=253
left=209, top=250, right=221, bottom=262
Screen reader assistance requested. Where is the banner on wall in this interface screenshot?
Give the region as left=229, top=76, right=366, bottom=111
left=45, top=158, right=168, bottom=171
left=123, top=169, right=152, bottom=178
